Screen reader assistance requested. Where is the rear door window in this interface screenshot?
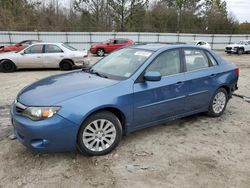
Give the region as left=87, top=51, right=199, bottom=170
left=44, top=45, right=63, bottom=53
left=184, top=49, right=209, bottom=72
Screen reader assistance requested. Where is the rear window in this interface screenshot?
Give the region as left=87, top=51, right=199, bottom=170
left=184, top=49, right=209, bottom=71
left=62, top=43, right=77, bottom=51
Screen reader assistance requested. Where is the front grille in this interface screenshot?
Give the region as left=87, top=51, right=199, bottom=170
left=15, top=102, right=27, bottom=114
left=226, top=47, right=232, bottom=50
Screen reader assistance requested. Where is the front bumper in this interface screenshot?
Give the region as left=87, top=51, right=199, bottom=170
left=90, top=48, right=97, bottom=54
left=11, top=104, right=79, bottom=152
left=225, top=48, right=238, bottom=53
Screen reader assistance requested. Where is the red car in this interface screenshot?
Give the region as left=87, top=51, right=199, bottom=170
left=0, top=40, right=41, bottom=53
left=90, top=38, right=134, bottom=56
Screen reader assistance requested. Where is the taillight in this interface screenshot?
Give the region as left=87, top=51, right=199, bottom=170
left=234, top=67, right=240, bottom=75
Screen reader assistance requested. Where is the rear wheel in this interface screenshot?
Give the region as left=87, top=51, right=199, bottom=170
left=0, top=60, right=16, bottom=73
left=207, top=88, right=228, bottom=117
left=60, top=60, right=73, bottom=71
left=96, top=48, right=105, bottom=57
left=77, top=111, right=122, bottom=156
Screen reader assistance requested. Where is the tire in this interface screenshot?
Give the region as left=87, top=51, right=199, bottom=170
left=0, top=60, right=16, bottom=73
left=96, top=48, right=105, bottom=57
left=77, top=111, right=122, bottom=156
left=60, top=60, right=73, bottom=71
left=237, top=48, right=244, bottom=55
left=207, top=88, right=228, bottom=117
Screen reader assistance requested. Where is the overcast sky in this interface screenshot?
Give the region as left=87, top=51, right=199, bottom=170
left=225, top=0, right=250, bottom=23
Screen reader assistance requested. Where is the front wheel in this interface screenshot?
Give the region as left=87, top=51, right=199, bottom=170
left=207, top=88, right=228, bottom=117
left=96, top=48, right=105, bottom=57
left=77, top=111, right=122, bottom=156
left=0, top=60, right=16, bottom=73
left=237, top=48, right=244, bottom=55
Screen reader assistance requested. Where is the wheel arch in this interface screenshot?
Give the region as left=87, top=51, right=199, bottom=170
left=79, top=106, right=127, bottom=135
left=216, top=85, right=231, bottom=98
left=0, top=59, right=17, bottom=68
left=59, top=58, right=74, bottom=66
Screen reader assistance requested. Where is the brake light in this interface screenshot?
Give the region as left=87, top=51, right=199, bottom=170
left=234, top=67, right=240, bottom=75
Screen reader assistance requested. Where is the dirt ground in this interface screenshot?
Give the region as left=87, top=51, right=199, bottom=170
left=0, top=52, right=250, bottom=188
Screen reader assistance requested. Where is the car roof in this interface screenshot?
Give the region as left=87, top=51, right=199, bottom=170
left=110, top=38, right=131, bottom=40
left=130, top=43, right=200, bottom=52
left=31, top=42, right=63, bottom=45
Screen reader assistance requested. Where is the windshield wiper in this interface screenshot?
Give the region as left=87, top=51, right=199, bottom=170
left=92, top=71, right=108, bottom=78
left=85, top=68, right=108, bottom=79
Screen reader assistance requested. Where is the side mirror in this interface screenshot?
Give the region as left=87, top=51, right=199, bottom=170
left=107, top=43, right=110, bottom=45
left=144, top=71, right=162, bottom=82
left=20, top=52, right=25, bottom=55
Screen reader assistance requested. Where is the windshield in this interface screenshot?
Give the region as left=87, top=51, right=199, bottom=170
left=62, top=43, right=77, bottom=51
left=103, top=39, right=112, bottom=44
left=190, top=41, right=197, bottom=45
left=90, top=48, right=152, bottom=80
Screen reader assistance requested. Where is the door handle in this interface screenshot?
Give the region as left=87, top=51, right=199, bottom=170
left=37, top=56, right=41, bottom=58
left=176, top=81, right=184, bottom=86
left=210, top=74, right=216, bottom=77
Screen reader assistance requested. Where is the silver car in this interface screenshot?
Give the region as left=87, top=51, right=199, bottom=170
left=0, top=43, right=88, bottom=72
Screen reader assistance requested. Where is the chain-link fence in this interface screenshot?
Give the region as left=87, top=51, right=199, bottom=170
left=1, top=31, right=250, bottom=50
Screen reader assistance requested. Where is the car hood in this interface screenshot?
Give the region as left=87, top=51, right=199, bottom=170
left=227, top=44, right=243, bottom=48
left=17, top=71, right=119, bottom=106
left=0, top=51, right=19, bottom=57
left=91, top=43, right=106, bottom=48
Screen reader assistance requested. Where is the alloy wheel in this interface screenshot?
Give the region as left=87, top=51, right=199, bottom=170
left=82, top=119, right=116, bottom=152
left=212, top=91, right=226, bottom=114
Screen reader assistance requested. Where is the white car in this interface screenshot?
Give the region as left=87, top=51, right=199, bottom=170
left=191, top=40, right=211, bottom=50
left=0, top=43, right=88, bottom=72
left=225, top=40, right=250, bottom=55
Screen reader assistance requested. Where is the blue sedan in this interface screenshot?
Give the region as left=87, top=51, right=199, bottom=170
left=11, top=44, right=239, bottom=155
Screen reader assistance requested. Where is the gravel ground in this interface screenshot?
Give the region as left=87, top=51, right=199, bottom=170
left=0, top=52, right=250, bottom=188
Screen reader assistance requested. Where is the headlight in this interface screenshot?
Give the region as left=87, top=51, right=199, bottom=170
left=22, top=107, right=61, bottom=121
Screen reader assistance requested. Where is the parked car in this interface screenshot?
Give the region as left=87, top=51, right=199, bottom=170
left=90, top=38, right=134, bottom=56
left=0, top=43, right=88, bottom=72
left=0, top=40, right=41, bottom=53
left=11, top=44, right=239, bottom=155
left=225, top=40, right=250, bottom=55
left=191, top=40, right=211, bottom=49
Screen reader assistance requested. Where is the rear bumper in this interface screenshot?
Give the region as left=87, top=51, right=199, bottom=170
left=11, top=105, right=79, bottom=152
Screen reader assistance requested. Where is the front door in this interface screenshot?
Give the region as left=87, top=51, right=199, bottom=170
left=17, top=44, right=44, bottom=68
left=106, top=39, right=123, bottom=53
left=133, top=49, right=187, bottom=128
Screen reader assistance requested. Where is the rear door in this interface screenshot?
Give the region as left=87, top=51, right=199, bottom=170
left=17, top=44, right=44, bottom=68
left=43, top=44, right=65, bottom=68
left=183, top=48, right=217, bottom=112
left=133, top=49, right=187, bottom=127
